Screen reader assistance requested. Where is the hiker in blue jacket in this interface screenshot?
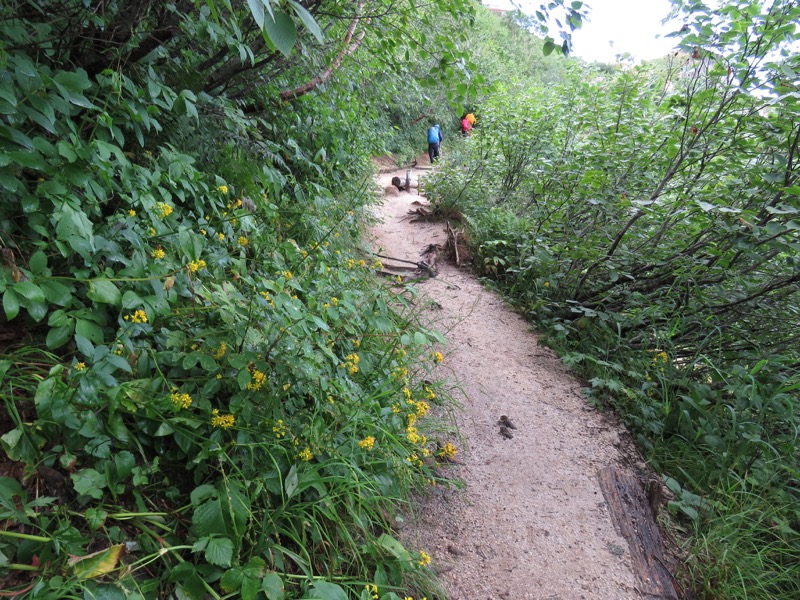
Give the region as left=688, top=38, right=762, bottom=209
left=427, top=124, right=443, bottom=163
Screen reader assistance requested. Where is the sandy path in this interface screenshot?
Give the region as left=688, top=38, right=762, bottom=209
left=369, top=165, right=643, bottom=600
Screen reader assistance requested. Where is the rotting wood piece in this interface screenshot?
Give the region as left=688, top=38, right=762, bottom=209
left=598, top=466, right=678, bottom=600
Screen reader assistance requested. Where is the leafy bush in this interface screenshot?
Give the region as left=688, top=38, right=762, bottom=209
left=0, top=3, right=460, bottom=599
left=427, top=2, right=800, bottom=597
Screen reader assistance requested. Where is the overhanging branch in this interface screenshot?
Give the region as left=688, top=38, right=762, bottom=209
left=279, top=1, right=368, bottom=102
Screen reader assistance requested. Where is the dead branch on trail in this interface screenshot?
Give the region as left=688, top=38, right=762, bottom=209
left=446, top=220, right=461, bottom=267
left=374, top=251, right=437, bottom=278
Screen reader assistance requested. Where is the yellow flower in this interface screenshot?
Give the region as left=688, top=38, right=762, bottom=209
left=187, top=259, right=207, bottom=272
left=272, top=419, right=287, bottom=438
left=282, top=383, right=291, bottom=391
left=217, top=185, right=229, bottom=194
left=157, top=203, right=173, bottom=218
left=148, top=227, right=156, bottom=236
left=200, top=229, right=207, bottom=236
left=357, top=259, right=366, bottom=267
left=330, top=297, right=338, bottom=305
left=235, top=198, right=243, bottom=207
left=346, top=258, right=355, bottom=269
left=128, top=209, right=136, bottom=217
left=124, top=309, right=148, bottom=324
left=237, top=236, right=249, bottom=247
left=170, top=389, right=193, bottom=409
left=358, top=436, right=376, bottom=450
left=211, top=409, right=235, bottom=429
left=372, top=259, right=384, bottom=269
left=281, top=270, right=293, bottom=280
left=438, top=442, right=458, bottom=460
left=247, top=369, right=266, bottom=390
left=298, top=447, right=313, bottom=462
left=402, top=387, right=412, bottom=400
left=217, top=232, right=225, bottom=241
left=74, top=362, right=86, bottom=371
left=415, top=401, right=429, bottom=417
left=212, top=342, right=227, bottom=360
left=433, top=351, right=444, bottom=364
left=406, top=426, right=421, bottom=444
left=152, top=247, right=165, bottom=260
left=417, top=550, right=431, bottom=567
left=544, top=281, right=550, bottom=287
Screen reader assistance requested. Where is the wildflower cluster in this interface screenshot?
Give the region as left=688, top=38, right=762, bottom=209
left=237, top=236, right=249, bottom=247
left=417, top=550, right=432, bottom=567
left=157, top=202, right=173, bottom=218
left=247, top=368, right=266, bottom=390
left=212, top=342, right=227, bottom=360
left=170, top=389, right=193, bottom=409
left=365, top=584, right=379, bottom=600
left=652, top=350, right=669, bottom=371
left=124, top=309, right=148, bottom=324
left=210, top=409, right=235, bottom=429
left=259, top=291, right=275, bottom=308
left=272, top=419, right=287, bottom=438
left=152, top=247, right=165, bottom=260
left=358, top=436, right=376, bottom=450
left=216, top=185, right=229, bottom=194
left=187, top=259, right=207, bottom=272
left=342, top=353, right=359, bottom=375
left=298, top=447, right=313, bottom=462
left=74, top=361, right=86, bottom=371
left=438, top=442, right=458, bottom=460
left=433, top=351, right=444, bottom=364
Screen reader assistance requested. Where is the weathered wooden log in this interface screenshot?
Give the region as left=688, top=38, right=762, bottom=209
left=597, top=466, right=678, bottom=600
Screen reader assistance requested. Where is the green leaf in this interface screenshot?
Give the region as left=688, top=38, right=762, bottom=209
left=12, top=281, right=45, bottom=303
left=47, top=323, right=74, bottom=349
left=3, top=289, right=20, bottom=320
left=264, top=11, right=297, bottom=57
left=304, top=581, right=348, bottom=600
left=247, top=0, right=266, bottom=28
left=288, top=1, right=323, bottom=43
left=543, top=38, right=556, bottom=56
left=284, top=464, right=299, bottom=498
left=87, top=280, right=121, bottom=307
left=195, top=536, right=234, bottom=567
left=76, top=319, right=104, bottom=344
left=84, top=507, right=108, bottom=531
left=29, top=251, right=47, bottom=275
left=262, top=573, right=285, bottom=600
left=71, top=468, right=106, bottom=499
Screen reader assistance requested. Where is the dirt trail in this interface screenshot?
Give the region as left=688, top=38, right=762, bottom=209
left=369, top=163, right=645, bottom=600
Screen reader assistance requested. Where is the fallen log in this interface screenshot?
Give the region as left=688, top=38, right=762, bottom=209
left=597, top=466, right=678, bottom=600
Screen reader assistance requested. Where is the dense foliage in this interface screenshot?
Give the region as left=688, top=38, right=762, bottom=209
left=0, top=1, right=480, bottom=598
left=425, top=1, right=800, bottom=597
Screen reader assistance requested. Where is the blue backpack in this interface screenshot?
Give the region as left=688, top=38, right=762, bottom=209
left=427, top=126, right=439, bottom=144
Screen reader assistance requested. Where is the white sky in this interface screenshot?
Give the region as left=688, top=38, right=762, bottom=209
left=483, top=0, right=681, bottom=64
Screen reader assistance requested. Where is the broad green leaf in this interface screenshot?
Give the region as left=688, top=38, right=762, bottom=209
left=197, top=536, right=233, bottom=567
left=264, top=11, right=297, bottom=57
left=304, top=581, right=348, bottom=600
left=262, top=572, right=285, bottom=600
left=288, top=1, right=323, bottom=43
left=12, top=281, right=45, bottom=303
left=71, top=468, right=106, bottom=499
left=88, top=280, right=121, bottom=307
left=3, top=289, right=20, bottom=320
